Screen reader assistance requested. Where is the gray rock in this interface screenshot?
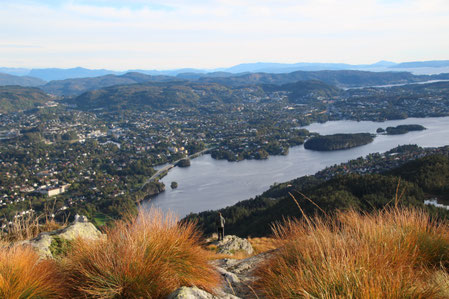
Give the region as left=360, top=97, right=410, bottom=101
left=215, top=235, right=254, bottom=255
left=217, top=267, right=240, bottom=285
left=21, top=219, right=103, bottom=258
left=168, top=286, right=240, bottom=299
left=223, top=251, right=273, bottom=275
left=213, top=250, right=276, bottom=298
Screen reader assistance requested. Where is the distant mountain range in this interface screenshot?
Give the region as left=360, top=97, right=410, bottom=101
left=196, top=70, right=437, bottom=87
left=0, top=73, right=46, bottom=87
left=1, top=60, right=449, bottom=82
left=40, top=72, right=176, bottom=96
left=1, top=69, right=449, bottom=97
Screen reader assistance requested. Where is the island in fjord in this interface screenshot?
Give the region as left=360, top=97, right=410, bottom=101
left=376, top=124, right=426, bottom=135
left=304, top=133, right=374, bottom=151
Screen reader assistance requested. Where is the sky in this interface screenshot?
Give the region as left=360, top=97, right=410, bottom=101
left=0, top=0, right=448, bottom=70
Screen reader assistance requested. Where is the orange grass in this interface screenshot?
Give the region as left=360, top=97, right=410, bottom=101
left=62, top=208, right=220, bottom=298
left=248, top=237, right=278, bottom=254
left=254, top=207, right=449, bottom=298
left=0, top=244, right=66, bottom=299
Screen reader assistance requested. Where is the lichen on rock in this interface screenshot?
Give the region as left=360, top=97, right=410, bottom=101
left=20, top=216, right=104, bottom=259
left=215, top=235, right=254, bottom=255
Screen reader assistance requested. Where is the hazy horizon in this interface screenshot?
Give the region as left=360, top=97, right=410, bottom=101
left=1, top=0, right=448, bottom=70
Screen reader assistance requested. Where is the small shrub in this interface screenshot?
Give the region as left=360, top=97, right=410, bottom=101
left=254, top=207, right=449, bottom=298
left=63, top=208, right=220, bottom=298
left=0, top=244, right=66, bottom=298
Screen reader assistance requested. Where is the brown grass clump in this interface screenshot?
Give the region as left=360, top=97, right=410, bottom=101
left=248, top=237, right=279, bottom=254
left=62, top=208, right=220, bottom=298
left=0, top=244, right=66, bottom=298
left=254, top=207, right=449, bottom=298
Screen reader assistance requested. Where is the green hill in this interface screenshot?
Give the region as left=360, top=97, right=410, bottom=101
left=0, top=73, right=45, bottom=87
left=41, top=72, right=176, bottom=96
left=0, top=86, right=51, bottom=113
left=67, top=81, right=240, bottom=110
left=198, top=70, right=431, bottom=87
left=262, top=80, right=340, bottom=104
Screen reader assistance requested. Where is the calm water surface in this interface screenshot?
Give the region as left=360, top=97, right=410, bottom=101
left=146, top=117, right=449, bottom=218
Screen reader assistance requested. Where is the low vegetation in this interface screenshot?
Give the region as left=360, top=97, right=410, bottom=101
left=1, top=210, right=63, bottom=242
left=61, top=208, right=220, bottom=298
left=0, top=208, right=221, bottom=298
left=254, top=207, right=449, bottom=298
left=248, top=237, right=278, bottom=254
left=0, top=245, right=66, bottom=298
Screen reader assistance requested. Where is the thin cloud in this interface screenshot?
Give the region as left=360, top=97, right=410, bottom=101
left=0, top=0, right=447, bottom=68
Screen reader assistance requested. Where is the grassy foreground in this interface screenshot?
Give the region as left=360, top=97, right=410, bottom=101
left=1, top=209, right=220, bottom=299
left=2, top=206, right=449, bottom=298
left=254, top=207, right=449, bottom=298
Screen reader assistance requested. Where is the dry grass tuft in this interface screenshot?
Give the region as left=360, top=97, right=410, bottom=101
left=62, top=208, right=220, bottom=298
left=0, top=244, right=66, bottom=299
left=254, top=207, right=449, bottom=298
left=248, top=237, right=279, bottom=254
left=1, top=209, right=65, bottom=242
left=210, top=251, right=251, bottom=260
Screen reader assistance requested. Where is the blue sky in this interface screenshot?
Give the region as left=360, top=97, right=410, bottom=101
left=0, top=0, right=448, bottom=70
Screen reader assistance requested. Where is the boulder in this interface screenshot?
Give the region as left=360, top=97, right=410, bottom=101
left=21, top=216, right=103, bottom=258
left=215, top=235, right=254, bottom=255
left=216, top=267, right=240, bottom=285
left=168, top=286, right=239, bottom=299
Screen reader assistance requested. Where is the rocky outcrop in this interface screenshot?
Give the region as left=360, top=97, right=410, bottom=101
left=21, top=216, right=103, bottom=259
left=215, top=235, right=254, bottom=255
left=168, top=234, right=274, bottom=299
left=170, top=250, right=275, bottom=298
left=142, top=181, right=166, bottom=200
left=214, top=250, right=275, bottom=298
left=168, top=287, right=239, bottom=299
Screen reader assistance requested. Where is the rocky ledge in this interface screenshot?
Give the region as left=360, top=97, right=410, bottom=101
left=169, top=235, right=274, bottom=299
left=214, top=235, right=254, bottom=255
left=20, top=215, right=104, bottom=259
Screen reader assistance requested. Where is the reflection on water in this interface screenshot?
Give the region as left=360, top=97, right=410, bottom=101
left=145, top=117, right=449, bottom=218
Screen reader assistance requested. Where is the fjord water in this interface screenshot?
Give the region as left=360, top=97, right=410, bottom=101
left=147, top=117, right=449, bottom=218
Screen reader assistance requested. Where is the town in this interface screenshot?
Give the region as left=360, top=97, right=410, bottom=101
left=1, top=80, right=449, bottom=227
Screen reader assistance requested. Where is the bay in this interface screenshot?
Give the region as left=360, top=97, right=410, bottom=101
left=146, top=117, right=449, bottom=218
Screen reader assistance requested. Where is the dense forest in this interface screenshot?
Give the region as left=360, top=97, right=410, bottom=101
left=185, top=155, right=449, bottom=237
left=304, top=133, right=374, bottom=151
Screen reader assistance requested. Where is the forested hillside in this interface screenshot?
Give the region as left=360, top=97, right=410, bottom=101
left=0, top=86, right=50, bottom=113
left=68, top=81, right=248, bottom=110
left=0, top=73, right=45, bottom=87
left=186, top=155, right=449, bottom=237
left=197, top=70, right=433, bottom=87
left=41, top=72, right=177, bottom=96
